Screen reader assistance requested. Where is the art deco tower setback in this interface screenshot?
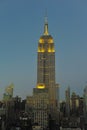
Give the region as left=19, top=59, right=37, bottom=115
left=37, top=17, right=55, bottom=89
left=26, top=17, right=59, bottom=128
left=36, top=17, right=59, bottom=109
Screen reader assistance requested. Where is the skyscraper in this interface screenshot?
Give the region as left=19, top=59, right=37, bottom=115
left=3, top=83, right=14, bottom=101
left=84, top=85, right=87, bottom=124
left=65, top=86, right=70, bottom=117
left=37, top=17, right=59, bottom=107
left=37, top=17, right=55, bottom=88
left=26, top=16, right=59, bottom=128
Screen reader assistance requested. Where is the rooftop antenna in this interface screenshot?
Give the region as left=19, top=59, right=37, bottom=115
left=44, top=9, right=49, bottom=35
left=45, top=8, right=48, bottom=23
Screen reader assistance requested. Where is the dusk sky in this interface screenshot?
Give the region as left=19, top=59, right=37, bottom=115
left=0, top=0, right=87, bottom=100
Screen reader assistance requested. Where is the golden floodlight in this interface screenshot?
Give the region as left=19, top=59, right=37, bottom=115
left=39, top=39, right=44, bottom=43
left=48, top=48, right=51, bottom=52
left=52, top=48, right=55, bottom=52
left=48, top=39, right=54, bottom=43
left=38, top=47, right=45, bottom=52
left=48, top=47, right=55, bottom=52
left=37, top=83, right=45, bottom=89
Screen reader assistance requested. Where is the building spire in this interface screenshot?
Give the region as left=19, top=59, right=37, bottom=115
left=44, top=10, right=49, bottom=35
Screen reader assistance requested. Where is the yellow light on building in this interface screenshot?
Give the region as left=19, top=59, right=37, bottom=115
left=52, top=48, right=55, bottom=52
left=48, top=48, right=55, bottom=52
left=39, top=39, right=44, bottom=43
left=48, top=48, right=51, bottom=52
left=38, top=48, right=45, bottom=52
left=48, top=39, right=54, bottom=43
left=37, top=83, right=45, bottom=89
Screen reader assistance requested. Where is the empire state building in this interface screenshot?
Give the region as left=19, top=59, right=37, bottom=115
left=36, top=17, right=59, bottom=107
left=26, top=17, right=59, bottom=128
left=37, top=17, right=55, bottom=88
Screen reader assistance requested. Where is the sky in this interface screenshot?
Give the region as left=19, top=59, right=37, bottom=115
left=0, top=0, right=87, bottom=100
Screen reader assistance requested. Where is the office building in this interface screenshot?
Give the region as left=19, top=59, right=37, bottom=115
left=26, top=16, right=59, bottom=129
left=84, top=85, right=87, bottom=124
left=65, top=86, right=70, bottom=117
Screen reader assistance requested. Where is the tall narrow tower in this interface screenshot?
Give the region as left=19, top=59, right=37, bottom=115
left=26, top=17, right=59, bottom=129
left=26, top=17, right=60, bottom=128
left=37, top=17, right=55, bottom=89
left=36, top=17, right=59, bottom=108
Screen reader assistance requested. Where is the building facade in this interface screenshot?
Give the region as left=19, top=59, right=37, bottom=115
left=84, top=85, right=87, bottom=124
left=26, top=89, right=49, bottom=129
left=70, top=92, right=79, bottom=116
left=3, top=83, right=14, bottom=101
left=37, top=17, right=59, bottom=108
left=26, top=17, right=59, bottom=129
left=65, top=86, right=70, bottom=117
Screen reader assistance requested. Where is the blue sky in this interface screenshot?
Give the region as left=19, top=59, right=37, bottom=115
left=0, top=0, right=87, bottom=100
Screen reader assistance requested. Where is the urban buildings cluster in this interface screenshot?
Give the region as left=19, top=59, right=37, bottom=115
left=0, top=17, right=87, bottom=130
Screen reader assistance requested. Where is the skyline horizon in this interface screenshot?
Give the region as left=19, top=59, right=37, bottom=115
left=1, top=81, right=86, bottom=101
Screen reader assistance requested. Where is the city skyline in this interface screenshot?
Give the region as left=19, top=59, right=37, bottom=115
left=0, top=0, right=87, bottom=100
